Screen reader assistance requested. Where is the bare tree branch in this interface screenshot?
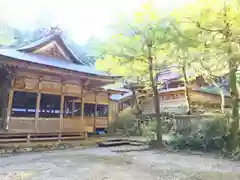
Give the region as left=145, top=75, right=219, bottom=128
left=186, top=17, right=225, bottom=33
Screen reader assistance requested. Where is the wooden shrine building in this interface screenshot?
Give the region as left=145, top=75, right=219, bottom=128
left=0, top=33, right=124, bottom=136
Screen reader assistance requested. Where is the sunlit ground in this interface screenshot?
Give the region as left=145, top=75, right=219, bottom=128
left=1, top=146, right=240, bottom=180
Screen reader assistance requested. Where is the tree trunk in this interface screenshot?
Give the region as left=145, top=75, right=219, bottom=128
left=211, top=79, right=225, bottom=113
left=182, top=66, right=191, bottom=115
left=132, top=89, right=141, bottom=113
left=147, top=45, right=163, bottom=148
left=131, top=89, right=136, bottom=108
left=131, top=88, right=143, bottom=135
left=227, top=61, right=239, bottom=152
left=0, top=68, right=11, bottom=131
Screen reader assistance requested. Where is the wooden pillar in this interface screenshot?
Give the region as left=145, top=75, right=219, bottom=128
left=6, top=90, right=14, bottom=131
left=94, top=92, right=97, bottom=132
left=72, top=101, right=75, bottom=118
left=35, top=78, right=41, bottom=132
left=35, top=92, right=41, bottom=132
left=107, top=93, right=110, bottom=126
left=108, top=93, right=112, bottom=125
left=81, top=96, right=84, bottom=121
left=60, top=82, right=65, bottom=134
left=60, top=95, right=64, bottom=133
left=6, top=78, right=14, bottom=131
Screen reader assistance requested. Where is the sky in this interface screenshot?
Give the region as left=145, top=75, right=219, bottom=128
left=0, top=0, right=194, bottom=44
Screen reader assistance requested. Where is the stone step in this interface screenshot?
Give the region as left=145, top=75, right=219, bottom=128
left=98, top=141, right=130, bottom=147
left=98, top=138, right=146, bottom=147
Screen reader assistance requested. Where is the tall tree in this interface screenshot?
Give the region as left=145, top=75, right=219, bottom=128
left=95, top=2, right=173, bottom=147
left=96, top=55, right=153, bottom=116
left=166, top=22, right=201, bottom=114
left=176, top=0, right=240, bottom=151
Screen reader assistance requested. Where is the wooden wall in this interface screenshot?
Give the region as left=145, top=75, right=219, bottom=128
left=108, top=100, right=119, bottom=123
left=191, top=91, right=231, bottom=106
left=142, top=96, right=189, bottom=114
left=6, top=70, right=111, bottom=133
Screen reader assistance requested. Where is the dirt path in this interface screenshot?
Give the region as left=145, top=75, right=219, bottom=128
left=0, top=146, right=239, bottom=180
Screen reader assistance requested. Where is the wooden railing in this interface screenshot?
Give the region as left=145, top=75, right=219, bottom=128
left=141, top=113, right=226, bottom=133
left=7, top=116, right=109, bottom=133
left=95, top=117, right=108, bottom=128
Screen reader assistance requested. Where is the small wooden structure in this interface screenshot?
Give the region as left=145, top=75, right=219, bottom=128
left=143, top=67, right=231, bottom=114
left=110, top=66, right=231, bottom=117
left=0, top=34, right=125, bottom=138
left=142, top=87, right=231, bottom=114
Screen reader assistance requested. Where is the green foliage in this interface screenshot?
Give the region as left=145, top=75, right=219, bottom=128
left=94, top=2, right=177, bottom=146
left=107, top=107, right=139, bottom=136
left=139, top=115, right=174, bottom=140
left=170, top=0, right=240, bottom=152
left=169, top=116, right=232, bottom=151
left=97, top=0, right=239, bottom=151
left=94, top=1, right=174, bottom=85
left=116, top=108, right=136, bottom=130
left=141, top=120, right=157, bottom=140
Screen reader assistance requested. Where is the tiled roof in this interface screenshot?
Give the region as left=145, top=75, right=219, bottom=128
left=0, top=48, right=120, bottom=78
left=157, top=65, right=195, bottom=81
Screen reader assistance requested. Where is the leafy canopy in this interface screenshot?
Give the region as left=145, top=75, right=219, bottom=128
left=95, top=1, right=174, bottom=85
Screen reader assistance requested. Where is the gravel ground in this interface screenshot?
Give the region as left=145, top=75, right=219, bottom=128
left=0, top=146, right=240, bottom=180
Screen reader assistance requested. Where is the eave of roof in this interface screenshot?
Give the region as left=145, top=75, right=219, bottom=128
left=193, top=86, right=230, bottom=97
left=0, top=48, right=121, bottom=79
left=102, top=87, right=130, bottom=94
left=110, top=92, right=133, bottom=101
left=109, top=88, right=133, bottom=101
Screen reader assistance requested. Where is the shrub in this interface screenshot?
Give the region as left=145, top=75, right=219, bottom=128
left=141, top=120, right=157, bottom=140
left=106, top=107, right=138, bottom=135
left=169, top=116, right=229, bottom=151
left=162, top=118, right=174, bottom=133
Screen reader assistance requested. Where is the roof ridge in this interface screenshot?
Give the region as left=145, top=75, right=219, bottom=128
left=16, top=33, right=85, bottom=65
left=17, top=33, right=60, bottom=51
left=59, top=34, right=85, bottom=65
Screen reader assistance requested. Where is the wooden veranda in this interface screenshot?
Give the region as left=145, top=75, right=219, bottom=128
left=0, top=33, right=125, bottom=141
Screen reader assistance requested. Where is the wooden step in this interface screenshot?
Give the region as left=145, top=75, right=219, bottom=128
left=0, top=138, right=27, bottom=143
